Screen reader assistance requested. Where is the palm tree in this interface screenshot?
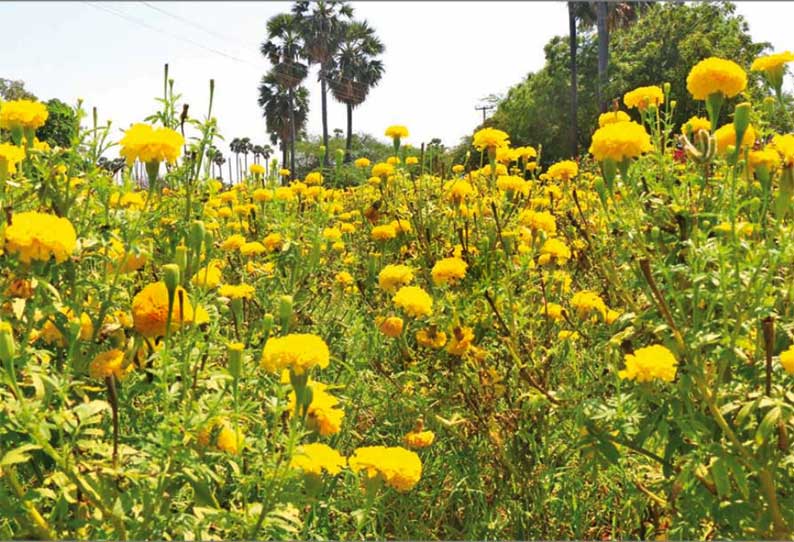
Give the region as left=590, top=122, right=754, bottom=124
left=328, top=20, right=384, bottom=163
left=229, top=137, right=242, bottom=182
left=213, top=151, right=226, bottom=181
left=568, top=2, right=579, bottom=157
left=261, top=13, right=308, bottom=178
left=258, top=71, right=310, bottom=180
left=293, top=0, right=354, bottom=167
left=240, top=137, right=252, bottom=173
left=262, top=144, right=273, bottom=175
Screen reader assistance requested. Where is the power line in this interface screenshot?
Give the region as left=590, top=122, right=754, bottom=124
left=139, top=1, right=260, bottom=51
left=83, top=1, right=263, bottom=69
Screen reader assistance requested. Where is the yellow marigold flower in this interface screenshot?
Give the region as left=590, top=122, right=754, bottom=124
left=416, top=327, right=447, bottom=349
left=0, top=143, right=25, bottom=175
left=291, top=443, right=346, bottom=476
left=335, top=271, right=354, bottom=286
left=598, top=110, right=631, bottom=127
left=447, top=326, right=474, bottom=356
left=772, top=134, right=794, bottom=167
left=132, top=282, right=197, bottom=338
left=261, top=333, right=330, bottom=375
left=218, top=284, right=255, bottom=300
left=404, top=430, right=435, bottom=449
left=220, top=234, right=246, bottom=251
left=780, top=345, right=794, bottom=375
left=538, top=238, right=571, bottom=266
left=279, top=168, right=291, bottom=177
left=355, top=157, right=371, bottom=168
left=263, top=232, right=284, bottom=252
left=496, top=175, right=529, bottom=196
left=393, top=285, right=433, bottom=318
left=589, top=121, right=652, bottom=162
left=748, top=147, right=781, bottom=174
left=558, top=330, right=580, bottom=341
left=89, top=349, right=133, bottom=380
left=322, top=227, right=342, bottom=242
left=519, top=210, right=556, bottom=234
left=546, top=160, right=578, bottom=182
left=372, top=162, right=395, bottom=178
left=240, top=241, right=266, bottom=257
left=623, top=86, right=664, bottom=111
left=275, top=186, right=295, bottom=201
left=571, top=290, right=607, bottom=320
left=472, top=127, right=510, bottom=151
left=619, top=344, right=677, bottom=383
left=371, top=224, right=397, bottom=241
left=289, top=381, right=344, bottom=435
left=0, top=99, right=49, bottom=130
left=752, top=50, right=794, bottom=72
left=714, top=123, right=755, bottom=155
left=514, top=146, right=538, bottom=160
left=349, top=445, right=422, bottom=492
left=385, top=125, right=410, bottom=139
left=431, top=257, right=468, bottom=286
left=606, top=309, right=621, bottom=325
left=191, top=260, right=223, bottom=288
left=119, top=123, right=184, bottom=165
left=378, top=264, right=414, bottom=292
left=197, top=418, right=244, bottom=454
left=378, top=315, right=404, bottom=338
left=686, top=57, right=747, bottom=100
left=684, top=116, right=711, bottom=134
left=250, top=163, right=265, bottom=175
left=451, top=164, right=465, bottom=174
left=305, top=171, right=324, bottom=185
left=5, top=211, right=77, bottom=263
left=405, top=156, right=419, bottom=166
left=445, top=179, right=475, bottom=203
left=253, top=188, right=273, bottom=202
left=105, top=238, right=148, bottom=273
left=540, top=302, right=565, bottom=321
left=39, top=307, right=93, bottom=347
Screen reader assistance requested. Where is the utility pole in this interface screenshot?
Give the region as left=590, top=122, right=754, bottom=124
left=475, top=104, right=495, bottom=124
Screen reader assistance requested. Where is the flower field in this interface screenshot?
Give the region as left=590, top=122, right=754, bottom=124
left=5, top=45, right=794, bottom=540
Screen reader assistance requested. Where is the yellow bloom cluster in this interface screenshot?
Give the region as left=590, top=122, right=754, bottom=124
left=780, top=346, right=794, bottom=375
left=619, top=344, right=678, bottom=383
left=119, top=123, right=185, bottom=165
left=218, top=283, right=255, bottom=300
left=598, top=110, right=631, bottom=127
left=197, top=418, right=243, bottom=454
left=686, top=57, right=747, bottom=100
left=0, top=143, right=26, bottom=174
left=289, top=381, right=344, bottom=435
left=519, top=210, right=556, bottom=234
left=546, top=160, right=578, bottom=181
left=751, top=51, right=794, bottom=74
left=404, top=429, right=435, bottom=449
left=589, top=121, right=652, bottom=162
left=472, top=127, right=510, bottom=151
left=349, top=445, right=422, bottom=492
left=261, top=333, right=330, bottom=375
left=378, top=264, right=414, bottom=292
left=393, top=285, right=433, bottom=318
left=0, top=99, right=49, bottom=130
left=378, top=315, right=404, bottom=338
left=431, top=257, right=468, bottom=286
left=89, top=349, right=133, bottom=380
left=623, top=86, right=664, bottom=110
left=131, top=282, right=201, bottom=337
left=496, top=175, right=529, bottom=196
left=354, top=157, right=371, bottom=168
left=4, top=211, right=77, bottom=263
left=385, top=125, right=409, bottom=139
left=291, top=443, right=347, bottom=476
left=684, top=116, right=711, bottom=134
left=372, top=162, right=395, bottom=178
left=250, top=163, right=265, bottom=175
left=714, top=123, right=755, bottom=155
left=772, top=134, right=794, bottom=167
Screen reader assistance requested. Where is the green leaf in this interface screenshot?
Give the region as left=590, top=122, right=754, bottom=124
left=755, top=406, right=782, bottom=446
left=1, top=444, right=42, bottom=467
left=710, top=457, right=731, bottom=499
left=184, top=470, right=219, bottom=508
left=73, top=400, right=110, bottom=425
left=723, top=455, right=750, bottom=500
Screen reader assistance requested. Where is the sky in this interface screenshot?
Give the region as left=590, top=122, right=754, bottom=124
left=1, top=1, right=792, bottom=153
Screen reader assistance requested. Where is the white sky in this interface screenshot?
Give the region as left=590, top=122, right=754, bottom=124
left=1, top=1, right=791, bottom=153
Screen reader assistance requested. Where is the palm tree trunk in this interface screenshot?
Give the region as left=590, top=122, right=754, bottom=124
left=288, top=87, right=297, bottom=178
left=345, top=102, right=353, bottom=164
left=568, top=2, right=578, bottom=158
left=596, top=1, right=609, bottom=113
left=320, top=68, right=330, bottom=167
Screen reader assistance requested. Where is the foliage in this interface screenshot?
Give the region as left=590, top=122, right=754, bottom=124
left=37, top=99, right=79, bottom=148
left=0, top=78, right=37, bottom=101
left=490, top=1, right=771, bottom=164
